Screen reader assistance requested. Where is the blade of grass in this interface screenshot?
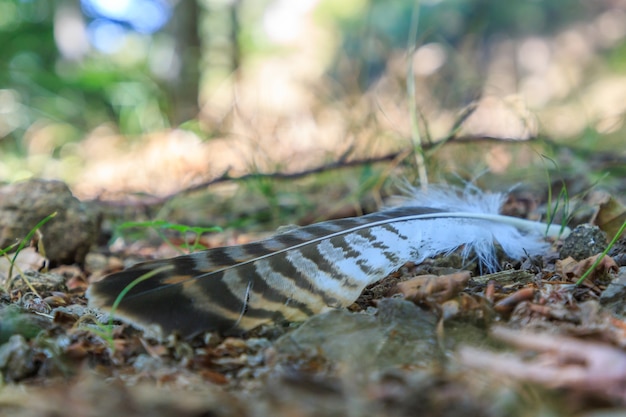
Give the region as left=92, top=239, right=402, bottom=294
left=107, top=264, right=174, bottom=329
left=115, top=220, right=221, bottom=254
left=7, top=212, right=57, bottom=280
left=575, top=219, right=626, bottom=286
left=406, top=0, right=427, bottom=189
left=540, top=155, right=570, bottom=237
left=3, top=253, right=42, bottom=297
left=0, top=242, right=19, bottom=257
left=90, top=264, right=175, bottom=351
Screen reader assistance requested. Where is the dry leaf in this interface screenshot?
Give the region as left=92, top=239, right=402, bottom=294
left=0, top=247, right=47, bottom=280
left=592, top=193, right=626, bottom=240
left=556, top=254, right=618, bottom=283
left=392, top=271, right=471, bottom=302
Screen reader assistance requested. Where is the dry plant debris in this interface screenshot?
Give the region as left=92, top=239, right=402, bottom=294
left=459, top=326, right=626, bottom=403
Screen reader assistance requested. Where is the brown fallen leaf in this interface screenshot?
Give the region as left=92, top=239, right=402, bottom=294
left=556, top=254, right=618, bottom=284
left=591, top=193, right=626, bottom=240
left=459, top=326, right=626, bottom=403
left=392, top=271, right=471, bottom=303
left=0, top=247, right=47, bottom=281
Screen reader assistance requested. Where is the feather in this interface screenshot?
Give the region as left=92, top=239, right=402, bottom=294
left=87, top=186, right=570, bottom=339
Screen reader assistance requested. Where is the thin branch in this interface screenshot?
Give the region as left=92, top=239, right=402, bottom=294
left=90, top=135, right=551, bottom=208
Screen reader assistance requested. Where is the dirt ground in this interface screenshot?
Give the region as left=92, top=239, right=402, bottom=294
left=0, top=173, right=625, bottom=417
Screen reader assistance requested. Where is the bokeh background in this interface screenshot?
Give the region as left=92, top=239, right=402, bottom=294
left=0, top=0, right=625, bottom=209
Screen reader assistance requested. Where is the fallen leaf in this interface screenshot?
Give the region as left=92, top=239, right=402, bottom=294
left=556, top=254, right=618, bottom=283
left=392, top=271, right=471, bottom=303
left=592, top=193, right=626, bottom=240
left=0, top=248, right=47, bottom=281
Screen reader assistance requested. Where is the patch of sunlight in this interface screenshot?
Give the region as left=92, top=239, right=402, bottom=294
left=594, top=9, right=626, bottom=47
left=460, top=96, right=537, bottom=140
left=72, top=129, right=217, bottom=199
left=585, top=77, right=626, bottom=121
left=263, top=0, right=319, bottom=44
left=0, top=1, right=17, bottom=29
left=54, top=5, right=90, bottom=59
left=413, top=43, right=447, bottom=76
left=539, top=104, right=589, bottom=138
left=0, top=89, right=25, bottom=137
left=317, top=0, right=368, bottom=20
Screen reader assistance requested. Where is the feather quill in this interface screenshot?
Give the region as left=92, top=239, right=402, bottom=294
left=87, top=186, right=570, bottom=339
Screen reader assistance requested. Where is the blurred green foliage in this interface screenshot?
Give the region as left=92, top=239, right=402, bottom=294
left=0, top=0, right=623, bottom=191
left=0, top=0, right=170, bottom=158
left=325, top=0, right=601, bottom=90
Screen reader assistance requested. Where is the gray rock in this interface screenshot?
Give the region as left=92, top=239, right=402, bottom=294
left=0, top=179, right=100, bottom=266
left=272, top=298, right=440, bottom=371
left=600, top=266, right=626, bottom=308
left=560, top=224, right=608, bottom=261
left=0, top=334, right=37, bottom=381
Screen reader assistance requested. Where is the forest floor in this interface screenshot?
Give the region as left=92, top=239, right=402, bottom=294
left=0, top=155, right=625, bottom=417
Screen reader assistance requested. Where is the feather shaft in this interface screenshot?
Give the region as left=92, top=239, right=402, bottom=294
left=419, top=212, right=570, bottom=238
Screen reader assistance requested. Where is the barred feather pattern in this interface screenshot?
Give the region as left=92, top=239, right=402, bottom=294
left=88, top=192, right=560, bottom=339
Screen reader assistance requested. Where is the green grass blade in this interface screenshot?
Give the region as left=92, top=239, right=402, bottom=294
left=7, top=212, right=57, bottom=279
left=575, top=219, right=626, bottom=286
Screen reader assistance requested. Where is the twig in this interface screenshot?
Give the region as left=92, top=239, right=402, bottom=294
left=90, top=135, right=547, bottom=208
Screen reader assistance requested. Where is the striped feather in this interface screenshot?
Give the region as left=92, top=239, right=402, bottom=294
left=88, top=194, right=567, bottom=339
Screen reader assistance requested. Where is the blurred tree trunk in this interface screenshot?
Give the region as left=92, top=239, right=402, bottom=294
left=198, top=0, right=243, bottom=132
left=229, top=0, right=242, bottom=83
left=166, top=0, right=201, bottom=125
left=165, top=0, right=243, bottom=126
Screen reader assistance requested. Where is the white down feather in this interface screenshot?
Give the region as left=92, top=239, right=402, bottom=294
left=399, top=185, right=559, bottom=271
